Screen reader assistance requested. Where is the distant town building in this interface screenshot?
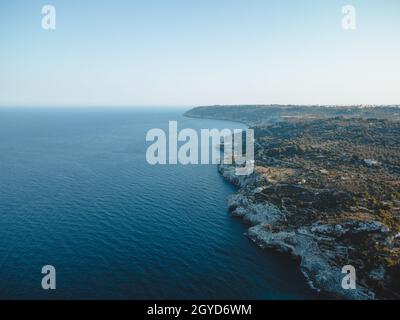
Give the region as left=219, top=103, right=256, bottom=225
left=364, top=159, right=381, bottom=167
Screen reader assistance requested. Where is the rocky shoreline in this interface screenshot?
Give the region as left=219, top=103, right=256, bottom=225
left=186, top=105, right=400, bottom=300
left=218, top=163, right=377, bottom=299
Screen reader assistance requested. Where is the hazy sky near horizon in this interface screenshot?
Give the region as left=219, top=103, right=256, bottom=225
left=1, top=0, right=399, bottom=107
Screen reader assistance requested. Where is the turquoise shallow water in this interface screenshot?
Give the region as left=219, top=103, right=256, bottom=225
left=0, top=107, right=319, bottom=299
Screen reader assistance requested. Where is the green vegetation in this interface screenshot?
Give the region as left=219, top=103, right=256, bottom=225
left=186, top=105, right=400, bottom=299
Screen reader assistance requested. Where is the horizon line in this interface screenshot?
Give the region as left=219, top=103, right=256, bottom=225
left=1, top=103, right=400, bottom=109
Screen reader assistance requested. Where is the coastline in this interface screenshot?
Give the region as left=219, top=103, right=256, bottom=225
left=182, top=111, right=333, bottom=298
left=216, top=163, right=375, bottom=300
left=184, top=108, right=385, bottom=300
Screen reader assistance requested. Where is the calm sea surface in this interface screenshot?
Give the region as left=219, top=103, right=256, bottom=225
left=0, top=107, right=319, bottom=299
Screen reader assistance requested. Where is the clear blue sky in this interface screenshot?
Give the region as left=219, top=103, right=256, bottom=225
left=0, top=0, right=399, bottom=107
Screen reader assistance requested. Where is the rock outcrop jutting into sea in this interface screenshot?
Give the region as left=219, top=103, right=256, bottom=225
left=185, top=105, right=400, bottom=300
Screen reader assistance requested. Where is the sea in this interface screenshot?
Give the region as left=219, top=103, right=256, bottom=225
left=0, top=107, right=319, bottom=299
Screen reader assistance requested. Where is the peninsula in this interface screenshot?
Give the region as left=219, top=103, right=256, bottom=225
left=185, top=105, right=400, bottom=299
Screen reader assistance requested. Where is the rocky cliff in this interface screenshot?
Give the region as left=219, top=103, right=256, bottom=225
left=186, top=105, right=400, bottom=300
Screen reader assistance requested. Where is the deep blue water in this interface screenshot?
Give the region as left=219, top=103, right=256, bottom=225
left=0, top=108, right=319, bottom=299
